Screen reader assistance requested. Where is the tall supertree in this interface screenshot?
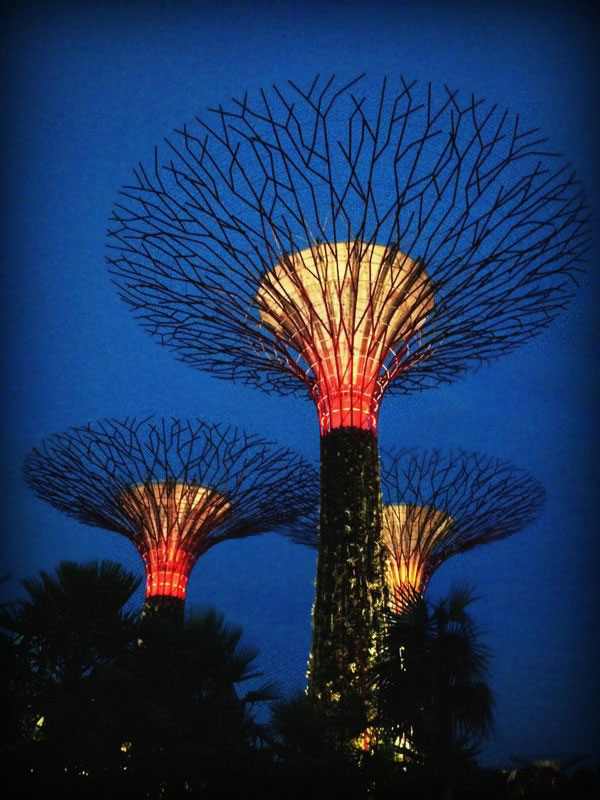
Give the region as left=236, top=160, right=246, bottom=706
left=23, top=417, right=318, bottom=618
left=107, top=75, right=588, bottom=712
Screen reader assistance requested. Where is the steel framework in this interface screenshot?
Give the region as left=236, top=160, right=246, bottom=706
left=380, top=449, right=545, bottom=605
left=23, top=417, right=318, bottom=614
left=106, top=74, right=585, bottom=721
left=109, top=74, right=588, bottom=435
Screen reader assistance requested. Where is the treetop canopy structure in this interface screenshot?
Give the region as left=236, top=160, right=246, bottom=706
left=23, top=417, right=319, bottom=612
left=109, top=73, right=589, bottom=435
left=292, top=447, right=545, bottom=606
left=379, top=448, right=545, bottom=606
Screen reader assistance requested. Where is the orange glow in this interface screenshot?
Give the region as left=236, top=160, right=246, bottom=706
left=257, top=242, right=433, bottom=434
left=119, top=483, right=230, bottom=599
left=382, top=504, right=453, bottom=601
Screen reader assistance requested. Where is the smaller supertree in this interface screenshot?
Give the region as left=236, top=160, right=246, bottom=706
left=291, top=447, right=544, bottom=608
left=379, top=449, right=545, bottom=608
left=23, top=417, right=318, bottom=616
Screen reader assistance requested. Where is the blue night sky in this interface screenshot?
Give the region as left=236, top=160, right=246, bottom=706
left=3, top=0, right=599, bottom=766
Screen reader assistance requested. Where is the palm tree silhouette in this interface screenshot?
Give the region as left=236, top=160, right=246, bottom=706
left=0, top=560, right=141, bottom=795
left=1, top=560, right=276, bottom=798
left=374, top=585, right=493, bottom=798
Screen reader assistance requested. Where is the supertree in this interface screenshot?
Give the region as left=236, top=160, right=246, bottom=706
left=380, top=449, right=545, bottom=608
left=107, top=75, right=588, bottom=711
left=291, top=448, right=545, bottom=609
left=23, top=417, right=318, bottom=618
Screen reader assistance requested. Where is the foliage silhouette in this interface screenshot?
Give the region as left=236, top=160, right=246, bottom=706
left=267, top=692, right=375, bottom=799
left=373, top=585, right=493, bottom=797
left=0, top=560, right=140, bottom=784
left=0, top=560, right=275, bottom=799
left=2, top=561, right=597, bottom=798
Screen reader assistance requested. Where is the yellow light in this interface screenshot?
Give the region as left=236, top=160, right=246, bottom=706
left=382, top=504, right=453, bottom=598
left=118, top=482, right=230, bottom=599
left=257, top=242, right=434, bottom=432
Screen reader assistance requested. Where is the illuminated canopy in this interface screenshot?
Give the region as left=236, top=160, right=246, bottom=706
left=382, top=503, right=452, bottom=602
left=378, top=449, right=545, bottom=602
left=109, top=75, right=588, bottom=409
left=119, top=483, right=230, bottom=600
left=257, top=242, right=434, bottom=433
left=24, top=417, right=318, bottom=604
left=291, top=448, right=545, bottom=599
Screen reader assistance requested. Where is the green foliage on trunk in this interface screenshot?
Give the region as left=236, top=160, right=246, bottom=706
left=307, top=427, right=387, bottom=737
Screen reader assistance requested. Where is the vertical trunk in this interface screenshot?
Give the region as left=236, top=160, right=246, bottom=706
left=307, top=426, right=387, bottom=742
left=142, top=594, right=185, bottom=624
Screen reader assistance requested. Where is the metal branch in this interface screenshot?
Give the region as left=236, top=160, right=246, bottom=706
left=108, top=75, right=589, bottom=434
left=24, top=418, right=319, bottom=603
